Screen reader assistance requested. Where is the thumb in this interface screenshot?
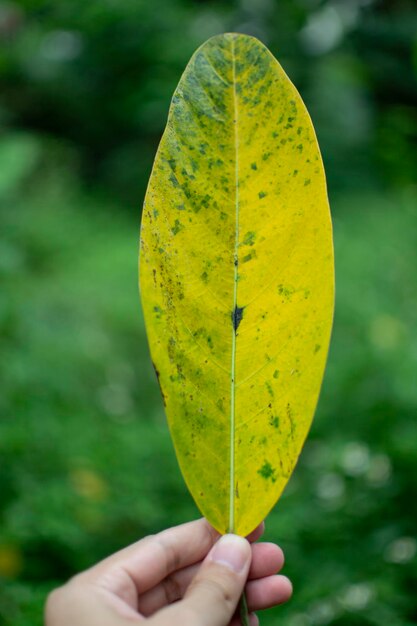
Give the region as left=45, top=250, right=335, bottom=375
left=154, top=534, right=252, bottom=626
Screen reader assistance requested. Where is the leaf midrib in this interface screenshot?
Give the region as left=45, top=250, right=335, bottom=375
left=229, top=36, right=240, bottom=533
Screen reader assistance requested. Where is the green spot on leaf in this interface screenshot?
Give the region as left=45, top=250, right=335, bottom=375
left=172, top=219, right=183, bottom=235
left=266, top=381, right=274, bottom=397
left=278, top=284, right=295, bottom=298
left=242, top=231, right=256, bottom=246
left=258, top=461, right=277, bottom=482
left=242, top=251, right=256, bottom=263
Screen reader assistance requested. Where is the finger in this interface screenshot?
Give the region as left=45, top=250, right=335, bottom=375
left=246, top=575, right=293, bottom=611
left=82, top=518, right=264, bottom=598
left=82, top=518, right=219, bottom=595
left=148, top=534, right=251, bottom=626
left=138, top=541, right=283, bottom=615
left=248, top=542, right=284, bottom=578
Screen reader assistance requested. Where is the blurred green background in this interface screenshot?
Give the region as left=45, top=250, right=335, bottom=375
left=1, top=0, right=417, bottom=624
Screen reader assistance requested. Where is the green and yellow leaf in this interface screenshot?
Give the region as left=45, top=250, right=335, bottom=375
left=139, top=33, right=334, bottom=536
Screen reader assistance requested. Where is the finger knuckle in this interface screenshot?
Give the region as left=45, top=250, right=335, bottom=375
left=162, top=572, right=183, bottom=604
left=156, top=536, right=182, bottom=575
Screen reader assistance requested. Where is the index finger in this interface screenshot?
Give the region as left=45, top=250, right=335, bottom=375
left=81, top=518, right=264, bottom=595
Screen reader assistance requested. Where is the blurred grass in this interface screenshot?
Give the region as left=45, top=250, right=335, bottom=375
left=1, top=1, right=417, bottom=624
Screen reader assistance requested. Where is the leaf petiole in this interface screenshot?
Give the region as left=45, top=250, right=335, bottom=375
left=239, top=590, right=250, bottom=626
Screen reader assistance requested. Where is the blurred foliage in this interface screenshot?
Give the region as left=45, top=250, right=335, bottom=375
left=0, top=0, right=417, bottom=625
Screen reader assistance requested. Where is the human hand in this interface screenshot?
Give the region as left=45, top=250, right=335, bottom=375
left=45, top=518, right=292, bottom=626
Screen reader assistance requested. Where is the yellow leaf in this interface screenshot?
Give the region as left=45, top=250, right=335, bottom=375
left=139, top=33, right=334, bottom=536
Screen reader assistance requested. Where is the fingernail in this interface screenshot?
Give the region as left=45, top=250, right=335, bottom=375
left=209, top=534, right=249, bottom=573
